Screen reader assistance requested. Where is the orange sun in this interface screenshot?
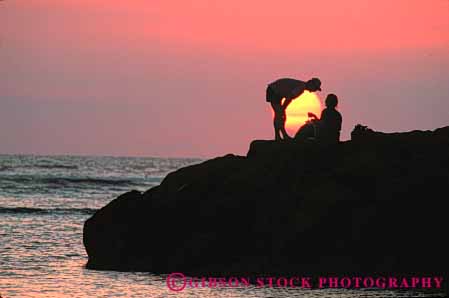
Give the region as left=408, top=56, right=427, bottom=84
left=284, top=91, right=322, bottom=135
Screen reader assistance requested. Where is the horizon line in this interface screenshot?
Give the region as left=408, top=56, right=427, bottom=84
left=0, top=152, right=206, bottom=160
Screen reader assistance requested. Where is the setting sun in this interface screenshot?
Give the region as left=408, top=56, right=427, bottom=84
left=284, top=91, right=322, bottom=135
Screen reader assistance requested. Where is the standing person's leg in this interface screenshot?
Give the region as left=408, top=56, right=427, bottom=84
left=267, top=86, right=283, bottom=141
left=279, top=110, right=291, bottom=140
left=280, top=98, right=293, bottom=140
left=271, top=102, right=282, bottom=140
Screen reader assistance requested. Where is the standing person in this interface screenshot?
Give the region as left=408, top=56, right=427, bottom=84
left=266, top=77, right=322, bottom=140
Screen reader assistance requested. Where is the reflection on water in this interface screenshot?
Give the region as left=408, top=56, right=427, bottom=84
left=0, top=213, right=445, bottom=298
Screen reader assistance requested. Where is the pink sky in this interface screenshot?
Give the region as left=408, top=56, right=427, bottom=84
left=1, top=0, right=449, bottom=157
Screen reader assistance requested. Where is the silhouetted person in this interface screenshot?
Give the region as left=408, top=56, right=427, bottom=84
left=310, top=93, right=342, bottom=144
left=266, top=77, right=322, bottom=141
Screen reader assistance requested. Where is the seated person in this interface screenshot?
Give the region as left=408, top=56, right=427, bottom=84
left=295, top=94, right=342, bottom=144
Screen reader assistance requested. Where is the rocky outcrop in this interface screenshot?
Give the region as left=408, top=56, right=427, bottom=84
left=83, top=125, right=449, bottom=276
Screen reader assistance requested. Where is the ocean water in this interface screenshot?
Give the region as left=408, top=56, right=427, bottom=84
left=0, top=155, right=445, bottom=298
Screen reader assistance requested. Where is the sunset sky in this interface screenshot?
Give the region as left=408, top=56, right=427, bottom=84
left=2, top=0, right=448, bottom=157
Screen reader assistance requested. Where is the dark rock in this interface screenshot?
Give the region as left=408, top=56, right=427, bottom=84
left=83, top=125, right=449, bottom=276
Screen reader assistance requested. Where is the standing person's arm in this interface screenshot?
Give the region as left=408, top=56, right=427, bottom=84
left=282, top=98, right=293, bottom=111
left=337, top=112, right=342, bottom=131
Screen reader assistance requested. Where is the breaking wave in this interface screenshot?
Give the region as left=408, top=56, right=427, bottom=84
left=0, top=207, right=97, bottom=215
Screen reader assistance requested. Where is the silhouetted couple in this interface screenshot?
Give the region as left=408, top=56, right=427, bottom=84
left=266, top=77, right=342, bottom=144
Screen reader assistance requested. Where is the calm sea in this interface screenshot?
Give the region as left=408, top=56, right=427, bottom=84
left=0, top=155, right=444, bottom=297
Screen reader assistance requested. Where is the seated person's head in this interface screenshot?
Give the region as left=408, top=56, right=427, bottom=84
left=325, top=94, right=338, bottom=109
left=305, top=78, right=322, bottom=92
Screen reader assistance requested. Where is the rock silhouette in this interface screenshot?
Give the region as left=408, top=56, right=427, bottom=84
left=83, top=125, right=449, bottom=276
